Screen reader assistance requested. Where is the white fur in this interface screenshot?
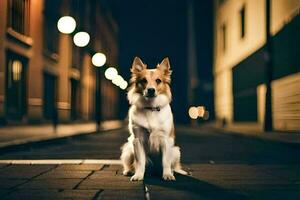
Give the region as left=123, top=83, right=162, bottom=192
left=121, top=90, right=187, bottom=181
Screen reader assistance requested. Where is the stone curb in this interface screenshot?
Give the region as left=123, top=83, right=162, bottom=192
left=0, top=121, right=125, bottom=153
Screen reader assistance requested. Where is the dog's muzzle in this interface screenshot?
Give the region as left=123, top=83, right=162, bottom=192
left=144, top=88, right=156, bottom=98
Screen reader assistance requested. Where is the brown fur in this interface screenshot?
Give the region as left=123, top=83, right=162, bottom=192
left=129, top=57, right=172, bottom=101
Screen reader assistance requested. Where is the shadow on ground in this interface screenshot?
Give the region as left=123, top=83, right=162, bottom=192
left=144, top=173, right=248, bottom=200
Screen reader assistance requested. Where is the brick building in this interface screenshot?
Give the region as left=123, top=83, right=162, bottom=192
left=0, top=0, right=119, bottom=124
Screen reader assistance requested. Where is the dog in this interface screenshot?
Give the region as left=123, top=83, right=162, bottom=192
left=120, top=57, right=187, bottom=181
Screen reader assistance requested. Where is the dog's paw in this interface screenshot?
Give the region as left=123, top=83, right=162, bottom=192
left=123, top=170, right=129, bottom=176
left=162, top=173, right=176, bottom=181
left=130, top=173, right=144, bottom=181
left=123, top=170, right=133, bottom=176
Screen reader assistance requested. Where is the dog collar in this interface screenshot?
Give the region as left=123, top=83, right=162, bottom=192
left=143, top=106, right=160, bottom=112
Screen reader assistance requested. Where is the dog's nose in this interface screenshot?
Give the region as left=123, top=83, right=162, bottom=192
left=147, top=88, right=156, bottom=97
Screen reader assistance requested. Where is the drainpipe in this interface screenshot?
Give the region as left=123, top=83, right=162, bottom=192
left=264, top=0, right=273, bottom=131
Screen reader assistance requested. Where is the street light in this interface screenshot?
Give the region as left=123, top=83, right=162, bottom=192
left=57, top=16, right=76, bottom=34
left=73, top=32, right=90, bottom=47
left=92, top=53, right=106, bottom=67
left=104, top=67, right=118, bottom=80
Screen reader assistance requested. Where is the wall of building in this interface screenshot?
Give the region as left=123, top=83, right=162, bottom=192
left=214, top=0, right=300, bottom=131
left=271, top=0, right=300, bottom=35
left=0, top=0, right=119, bottom=125
left=0, top=0, right=47, bottom=123
left=214, top=0, right=266, bottom=123
left=214, top=0, right=266, bottom=74
left=0, top=0, right=8, bottom=122
left=271, top=11, right=300, bottom=131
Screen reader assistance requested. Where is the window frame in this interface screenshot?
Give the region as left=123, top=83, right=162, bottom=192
left=7, top=0, right=30, bottom=36
left=239, top=5, right=246, bottom=39
left=43, top=0, right=60, bottom=61
left=221, top=23, right=227, bottom=53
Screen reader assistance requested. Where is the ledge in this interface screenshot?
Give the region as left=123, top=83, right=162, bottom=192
left=6, top=27, right=33, bottom=48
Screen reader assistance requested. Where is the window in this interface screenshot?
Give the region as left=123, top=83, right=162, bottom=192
left=221, top=23, right=227, bottom=52
left=240, top=6, right=246, bottom=38
left=43, top=0, right=60, bottom=56
left=43, top=73, right=57, bottom=120
left=7, top=0, right=30, bottom=35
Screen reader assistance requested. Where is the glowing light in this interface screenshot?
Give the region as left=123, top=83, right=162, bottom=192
left=57, top=16, right=76, bottom=34
left=112, top=75, right=123, bottom=86
left=198, top=106, right=205, bottom=117
left=188, top=106, right=198, bottom=119
left=12, top=60, right=22, bottom=81
left=119, top=81, right=128, bottom=90
left=73, top=32, right=90, bottom=47
left=92, top=53, right=106, bottom=67
left=105, top=67, right=118, bottom=80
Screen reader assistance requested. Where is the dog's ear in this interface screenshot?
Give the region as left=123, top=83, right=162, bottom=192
left=158, top=57, right=172, bottom=80
left=158, top=57, right=171, bottom=72
left=131, top=57, right=146, bottom=73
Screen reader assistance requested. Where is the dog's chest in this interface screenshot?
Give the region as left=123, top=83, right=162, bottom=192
left=130, top=105, right=172, bottom=132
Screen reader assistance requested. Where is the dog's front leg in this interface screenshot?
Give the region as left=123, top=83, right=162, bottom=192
left=131, top=137, right=146, bottom=181
left=162, top=137, right=176, bottom=181
left=130, top=126, right=147, bottom=181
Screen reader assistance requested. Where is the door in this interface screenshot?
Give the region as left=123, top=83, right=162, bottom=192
left=5, top=51, right=28, bottom=121
left=43, top=73, right=57, bottom=120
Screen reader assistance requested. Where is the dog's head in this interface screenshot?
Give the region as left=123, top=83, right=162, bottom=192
left=128, top=57, right=172, bottom=107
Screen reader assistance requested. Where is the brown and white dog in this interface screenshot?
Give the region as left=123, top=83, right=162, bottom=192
left=120, top=57, right=187, bottom=181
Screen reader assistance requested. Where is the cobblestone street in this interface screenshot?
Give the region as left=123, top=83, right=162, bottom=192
left=0, top=126, right=299, bottom=199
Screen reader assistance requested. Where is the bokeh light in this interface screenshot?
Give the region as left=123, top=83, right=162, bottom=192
left=57, top=16, right=76, bottom=34
left=105, top=67, right=118, bottom=80
left=92, top=53, right=106, bottom=67
left=112, top=75, right=123, bottom=86
left=188, top=106, right=198, bottom=119
left=73, top=32, right=90, bottom=47
left=198, top=106, right=205, bottom=117
left=119, top=81, right=128, bottom=90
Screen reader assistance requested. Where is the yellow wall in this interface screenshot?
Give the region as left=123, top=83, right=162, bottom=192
left=214, top=0, right=266, bottom=75
left=272, top=73, right=300, bottom=131
left=271, top=0, right=300, bottom=35
left=257, top=84, right=266, bottom=125
left=214, top=70, right=233, bottom=122
left=214, top=0, right=266, bottom=123
left=214, top=0, right=300, bottom=127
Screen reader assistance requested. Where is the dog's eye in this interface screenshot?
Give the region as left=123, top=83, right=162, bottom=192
left=156, top=79, right=162, bottom=84
left=140, top=78, right=147, bottom=84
